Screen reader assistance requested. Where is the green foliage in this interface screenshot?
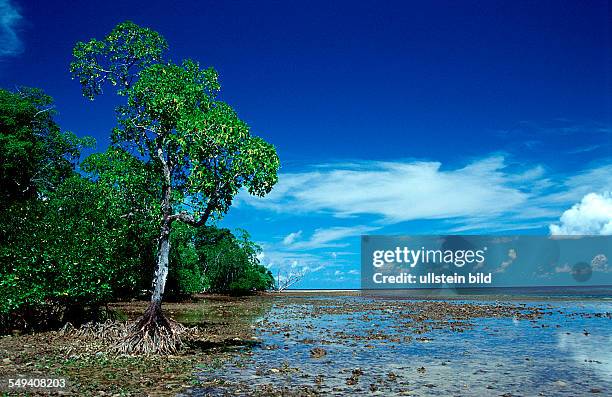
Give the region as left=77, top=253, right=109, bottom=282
left=165, top=225, right=274, bottom=297
left=195, top=227, right=274, bottom=295
left=0, top=87, right=94, bottom=206
left=71, top=20, right=280, bottom=227
left=111, top=58, right=280, bottom=221
left=168, top=223, right=205, bottom=295
left=70, top=22, right=280, bottom=305
left=0, top=20, right=284, bottom=332
left=2, top=19, right=281, bottom=330
left=0, top=142, right=160, bottom=330
left=70, top=21, right=168, bottom=99
left=0, top=200, right=50, bottom=315
left=81, top=147, right=161, bottom=235
left=0, top=171, right=156, bottom=314
left=79, top=148, right=161, bottom=294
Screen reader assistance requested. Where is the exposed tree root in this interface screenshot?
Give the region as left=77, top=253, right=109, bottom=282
left=61, top=320, right=126, bottom=344
left=113, top=302, right=187, bottom=355
left=59, top=303, right=191, bottom=356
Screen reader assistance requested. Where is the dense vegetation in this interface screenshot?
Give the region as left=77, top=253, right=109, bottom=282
left=0, top=85, right=277, bottom=333
left=169, top=225, right=274, bottom=296
left=68, top=21, right=279, bottom=354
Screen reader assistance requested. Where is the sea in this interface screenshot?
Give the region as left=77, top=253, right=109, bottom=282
left=181, top=287, right=612, bottom=396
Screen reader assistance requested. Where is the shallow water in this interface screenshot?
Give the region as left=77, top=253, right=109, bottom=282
left=181, top=296, right=612, bottom=396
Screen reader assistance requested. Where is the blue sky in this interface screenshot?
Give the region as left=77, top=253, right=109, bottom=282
left=1, top=0, right=611, bottom=288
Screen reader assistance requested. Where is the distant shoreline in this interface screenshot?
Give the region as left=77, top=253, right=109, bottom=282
left=273, top=285, right=612, bottom=301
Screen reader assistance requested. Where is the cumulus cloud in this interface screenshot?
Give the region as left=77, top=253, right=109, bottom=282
left=591, top=254, right=608, bottom=272
left=549, top=192, right=612, bottom=235
left=257, top=249, right=325, bottom=274
left=255, top=226, right=372, bottom=287
left=0, top=0, right=23, bottom=57
left=552, top=256, right=609, bottom=275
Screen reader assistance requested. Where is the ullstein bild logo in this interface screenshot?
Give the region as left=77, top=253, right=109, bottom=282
left=360, top=235, right=612, bottom=293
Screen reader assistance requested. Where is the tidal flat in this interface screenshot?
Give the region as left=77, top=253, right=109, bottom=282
left=181, top=294, right=612, bottom=396
left=1, top=293, right=611, bottom=396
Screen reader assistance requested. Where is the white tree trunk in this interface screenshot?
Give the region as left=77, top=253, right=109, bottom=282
left=151, top=225, right=170, bottom=306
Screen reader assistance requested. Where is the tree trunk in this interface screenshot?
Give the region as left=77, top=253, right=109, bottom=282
left=118, top=220, right=184, bottom=354
left=147, top=142, right=173, bottom=315
left=151, top=221, right=171, bottom=308
left=115, top=141, right=187, bottom=354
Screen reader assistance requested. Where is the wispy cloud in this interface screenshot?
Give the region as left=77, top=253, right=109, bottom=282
left=240, top=155, right=611, bottom=231
left=285, top=225, right=379, bottom=250
left=255, top=226, right=375, bottom=287
left=494, top=120, right=611, bottom=156
left=545, top=165, right=612, bottom=206
left=242, top=156, right=534, bottom=223
left=0, top=0, right=23, bottom=57
left=495, top=248, right=517, bottom=273
left=243, top=151, right=611, bottom=288
left=282, top=230, right=302, bottom=245
left=567, top=144, right=604, bottom=154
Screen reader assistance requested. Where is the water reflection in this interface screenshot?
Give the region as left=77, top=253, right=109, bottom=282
left=182, top=297, right=611, bottom=396
left=172, top=296, right=274, bottom=327
left=558, top=331, right=612, bottom=379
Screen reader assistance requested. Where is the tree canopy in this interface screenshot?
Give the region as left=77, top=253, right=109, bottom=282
left=0, top=22, right=280, bottom=341
left=70, top=21, right=280, bottom=353
left=71, top=22, right=279, bottom=226
left=0, top=87, right=94, bottom=205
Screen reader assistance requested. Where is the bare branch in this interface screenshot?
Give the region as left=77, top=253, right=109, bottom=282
left=274, top=269, right=306, bottom=292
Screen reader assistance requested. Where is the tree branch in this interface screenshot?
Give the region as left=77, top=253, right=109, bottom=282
left=168, top=195, right=216, bottom=227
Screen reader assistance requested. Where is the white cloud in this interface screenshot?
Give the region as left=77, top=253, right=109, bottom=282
left=242, top=156, right=536, bottom=223
left=553, top=257, right=609, bottom=274
left=256, top=249, right=327, bottom=275
left=239, top=155, right=612, bottom=232
left=592, top=254, right=608, bottom=272
left=546, top=165, right=612, bottom=206
left=554, top=264, right=572, bottom=273
left=496, top=248, right=517, bottom=273
left=549, top=192, right=612, bottom=235
left=0, top=0, right=23, bottom=57
left=255, top=225, right=372, bottom=287
left=286, top=225, right=379, bottom=250
left=282, top=230, right=302, bottom=245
